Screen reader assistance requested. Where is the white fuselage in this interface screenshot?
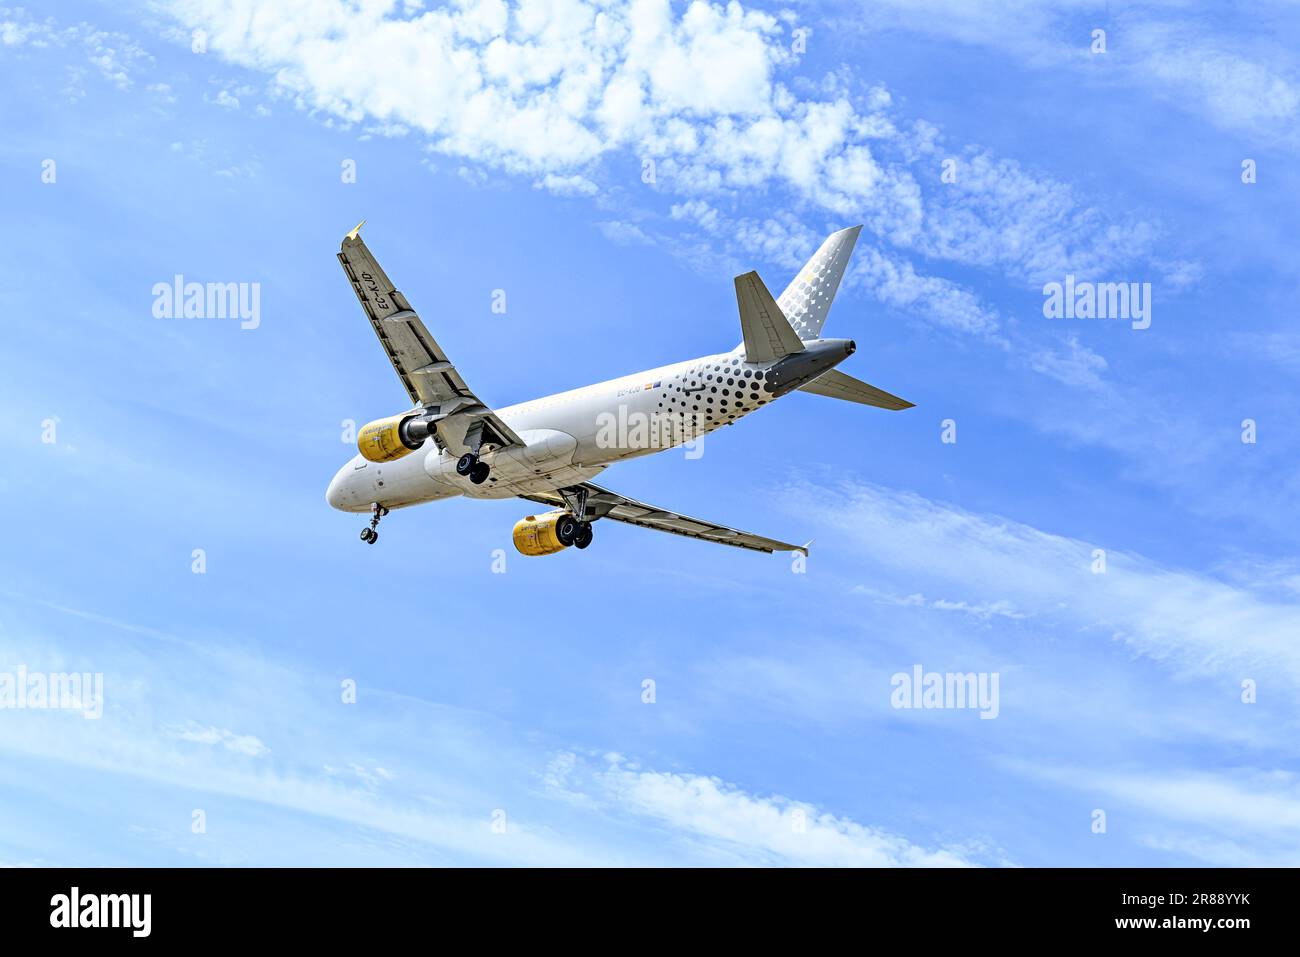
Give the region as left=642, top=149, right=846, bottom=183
left=326, top=338, right=854, bottom=513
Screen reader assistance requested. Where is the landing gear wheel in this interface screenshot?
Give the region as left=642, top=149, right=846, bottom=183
left=469, top=461, right=490, bottom=485
left=456, top=453, right=478, bottom=476
left=555, top=513, right=580, bottom=547
left=359, top=502, right=388, bottom=545
left=573, top=522, right=593, bottom=549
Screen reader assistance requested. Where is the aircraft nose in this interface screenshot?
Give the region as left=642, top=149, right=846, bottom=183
left=326, top=466, right=349, bottom=510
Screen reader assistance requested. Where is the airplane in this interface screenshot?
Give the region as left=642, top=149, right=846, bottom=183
left=326, top=221, right=913, bottom=555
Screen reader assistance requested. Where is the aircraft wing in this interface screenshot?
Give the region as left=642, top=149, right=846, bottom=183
left=520, top=482, right=809, bottom=555
left=337, top=223, right=524, bottom=454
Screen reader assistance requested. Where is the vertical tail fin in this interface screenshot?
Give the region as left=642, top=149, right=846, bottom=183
left=776, top=225, right=861, bottom=340
left=735, top=271, right=805, bottom=363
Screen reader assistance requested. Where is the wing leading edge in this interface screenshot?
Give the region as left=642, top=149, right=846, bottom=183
left=337, top=223, right=523, bottom=454
left=520, top=482, right=809, bottom=555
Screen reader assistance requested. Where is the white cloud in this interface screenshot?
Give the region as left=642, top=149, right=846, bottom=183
left=163, top=0, right=786, bottom=176
left=596, top=219, right=653, bottom=245
left=0, top=624, right=602, bottom=865
left=544, top=751, right=989, bottom=866
left=853, top=586, right=1028, bottom=621
left=0, top=597, right=995, bottom=866
left=534, top=172, right=599, bottom=196
left=1, top=19, right=36, bottom=47
left=167, top=722, right=270, bottom=757
left=838, top=0, right=1300, bottom=147
left=1026, top=335, right=1109, bottom=391
left=1217, top=555, right=1300, bottom=600
left=809, top=480, right=1300, bottom=688
left=160, top=0, right=1156, bottom=296
left=147, top=81, right=177, bottom=103
left=669, top=198, right=721, bottom=232
left=208, top=88, right=240, bottom=109
left=323, top=762, right=395, bottom=790
left=1243, top=331, right=1300, bottom=368
left=915, top=150, right=1158, bottom=283
left=1016, top=763, right=1300, bottom=865
left=1135, top=19, right=1300, bottom=139
left=851, top=243, right=1002, bottom=338
left=0, top=12, right=151, bottom=89
left=628, top=206, right=1006, bottom=339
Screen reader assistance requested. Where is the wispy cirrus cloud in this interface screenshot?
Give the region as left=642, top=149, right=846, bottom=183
left=165, top=722, right=271, bottom=757
left=0, top=596, right=993, bottom=867
left=542, top=750, right=993, bottom=866
left=833, top=0, right=1300, bottom=147
left=1013, top=762, right=1300, bottom=866
left=809, top=479, right=1300, bottom=687
left=853, top=585, right=1028, bottom=622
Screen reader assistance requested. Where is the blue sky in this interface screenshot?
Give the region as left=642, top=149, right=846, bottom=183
left=1, top=0, right=1299, bottom=866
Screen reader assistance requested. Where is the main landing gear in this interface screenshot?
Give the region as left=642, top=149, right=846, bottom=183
left=554, top=512, right=594, bottom=549
left=555, top=486, right=594, bottom=549
left=359, top=503, right=388, bottom=544
left=456, top=452, right=490, bottom=485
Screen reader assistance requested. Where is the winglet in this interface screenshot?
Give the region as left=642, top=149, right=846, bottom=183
left=345, top=219, right=366, bottom=242
left=797, top=539, right=814, bottom=556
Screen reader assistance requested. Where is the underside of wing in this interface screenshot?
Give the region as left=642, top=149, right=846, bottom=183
left=520, top=482, right=809, bottom=555
left=337, top=223, right=523, bottom=454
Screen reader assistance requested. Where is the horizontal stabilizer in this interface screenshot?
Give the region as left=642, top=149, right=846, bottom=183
left=798, top=369, right=914, bottom=410
left=735, top=271, right=805, bottom=364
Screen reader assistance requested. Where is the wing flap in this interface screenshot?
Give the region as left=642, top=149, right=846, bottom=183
left=521, top=483, right=807, bottom=555
left=338, top=225, right=524, bottom=453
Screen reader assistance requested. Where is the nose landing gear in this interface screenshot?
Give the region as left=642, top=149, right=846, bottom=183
left=360, top=503, right=389, bottom=544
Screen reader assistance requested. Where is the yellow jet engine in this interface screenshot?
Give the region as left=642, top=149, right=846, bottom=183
left=357, top=412, right=439, bottom=463
left=513, top=510, right=591, bottom=555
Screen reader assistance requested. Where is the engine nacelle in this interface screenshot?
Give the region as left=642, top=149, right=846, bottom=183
left=358, top=413, right=439, bottom=463
left=513, top=510, right=570, bottom=556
